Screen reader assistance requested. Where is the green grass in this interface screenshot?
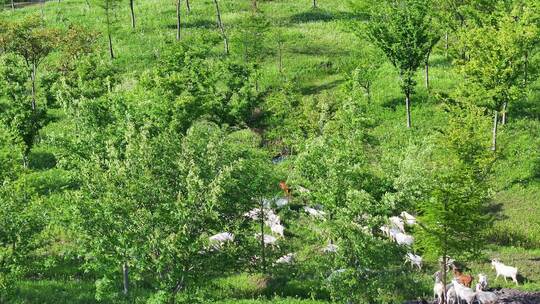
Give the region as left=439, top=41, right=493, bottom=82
left=2, top=0, right=540, bottom=301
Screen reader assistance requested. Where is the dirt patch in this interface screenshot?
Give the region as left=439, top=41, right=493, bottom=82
left=405, top=288, right=540, bottom=304
left=494, top=288, right=540, bottom=304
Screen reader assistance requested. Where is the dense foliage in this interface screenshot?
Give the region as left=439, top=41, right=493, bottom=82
left=1, top=0, right=539, bottom=303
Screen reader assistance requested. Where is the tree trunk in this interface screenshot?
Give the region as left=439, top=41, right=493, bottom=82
left=11, top=0, right=15, bottom=10
left=106, top=3, right=115, bottom=59
left=251, top=0, right=257, bottom=13
left=278, top=42, right=283, bottom=74
left=129, top=0, right=135, bottom=29
left=212, top=0, right=229, bottom=55
left=524, top=51, right=528, bottom=86
left=260, top=199, right=266, bottom=274
left=40, top=0, right=44, bottom=20
left=405, top=92, right=411, bottom=128
left=366, top=83, right=371, bottom=103
left=501, top=102, right=507, bottom=125
left=122, top=262, right=129, bottom=295
left=312, top=0, right=317, bottom=8
left=30, top=62, right=37, bottom=111
left=425, top=50, right=431, bottom=92
left=176, top=0, right=181, bottom=40
left=186, top=0, right=190, bottom=13
left=491, top=110, right=498, bottom=152
left=445, top=31, right=448, bottom=59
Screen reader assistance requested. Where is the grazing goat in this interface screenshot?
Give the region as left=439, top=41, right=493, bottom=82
left=323, top=242, right=338, bottom=253
left=491, top=259, right=518, bottom=285
left=400, top=211, right=417, bottom=225
left=433, top=272, right=445, bottom=304
left=405, top=252, right=422, bottom=270
left=256, top=233, right=278, bottom=246
left=475, top=290, right=498, bottom=304
left=270, top=223, right=285, bottom=237
left=304, top=206, right=326, bottom=218
left=389, top=216, right=405, bottom=232
left=452, top=279, right=476, bottom=304
left=446, top=285, right=457, bottom=304
left=394, top=232, right=414, bottom=246
left=275, top=253, right=295, bottom=264
left=279, top=181, right=291, bottom=197
left=476, top=273, right=488, bottom=291
left=453, top=266, right=473, bottom=288
left=209, top=232, right=234, bottom=249
left=275, top=197, right=289, bottom=208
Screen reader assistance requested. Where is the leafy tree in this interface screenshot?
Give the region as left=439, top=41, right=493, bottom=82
left=0, top=128, right=48, bottom=300
left=139, top=42, right=259, bottom=132
left=347, top=45, right=383, bottom=103
left=233, top=12, right=270, bottom=91
left=363, top=0, right=437, bottom=128
left=0, top=15, right=60, bottom=110
left=457, top=2, right=539, bottom=151
left=98, top=0, right=120, bottom=59
left=0, top=54, right=47, bottom=165
left=414, top=102, right=495, bottom=300
left=212, top=0, right=229, bottom=54
left=291, top=100, right=416, bottom=303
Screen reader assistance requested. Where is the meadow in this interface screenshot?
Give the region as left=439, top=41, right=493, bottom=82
left=1, top=0, right=539, bottom=303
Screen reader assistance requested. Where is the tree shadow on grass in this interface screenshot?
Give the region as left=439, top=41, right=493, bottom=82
left=166, top=19, right=216, bottom=30
left=300, top=79, right=344, bottom=95
left=510, top=94, right=540, bottom=121
left=289, top=9, right=359, bottom=24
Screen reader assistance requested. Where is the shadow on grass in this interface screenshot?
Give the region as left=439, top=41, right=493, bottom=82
left=13, top=280, right=97, bottom=304
left=300, top=79, right=344, bottom=95
left=289, top=9, right=358, bottom=24
left=487, top=227, right=540, bottom=249
left=166, top=19, right=216, bottom=30
left=28, top=150, right=57, bottom=170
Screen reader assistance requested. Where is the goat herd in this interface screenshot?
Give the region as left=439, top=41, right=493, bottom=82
left=380, top=211, right=520, bottom=304
left=207, top=185, right=520, bottom=304
left=432, top=258, right=519, bottom=304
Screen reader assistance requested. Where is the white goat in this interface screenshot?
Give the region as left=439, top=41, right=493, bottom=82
left=475, top=290, right=498, bottom=304
left=389, top=216, right=405, bottom=232
left=446, top=285, right=457, bottom=304
left=304, top=206, right=326, bottom=218
left=405, top=252, right=422, bottom=270
left=323, top=242, right=338, bottom=253
left=256, top=233, right=278, bottom=246
left=275, top=197, right=289, bottom=208
left=209, top=232, right=234, bottom=249
left=433, top=272, right=445, bottom=304
left=270, top=223, right=285, bottom=237
left=491, top=259, right=518, bottom=285
left=452, top=279, right=476, bottom=304
left=275, top=253, right=295, bottom=264
left=394, top=232, right=414, bottom=246
left=400, top=211, right=417, bottom=226
left=476, top=273, right=488, bottom=291
left=244, top=208, right=260, bottom=220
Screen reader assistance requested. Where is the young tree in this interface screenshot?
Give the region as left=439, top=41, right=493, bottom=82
left=212, top=0, right=229, bottom=54
left=348, top=45, right=383, bottom=103
left=98, top=0, right=119, bottom=59
left=363, top=0, right=437, bottom=128
left=457, top=3, right=539, bottom=151
left=414, top=102, right=495, bottom=302
left=176, top=0, right=182, bottom=40
left=129, top=0, right=135, bottom=28
left=0, top=15, right=60, bottom=111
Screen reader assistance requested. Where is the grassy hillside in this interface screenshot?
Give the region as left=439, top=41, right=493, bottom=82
left=1, top=0, right=539, bottom=302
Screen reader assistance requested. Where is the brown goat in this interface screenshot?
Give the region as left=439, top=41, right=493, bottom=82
left=453, top=267, right=473, bottom=288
